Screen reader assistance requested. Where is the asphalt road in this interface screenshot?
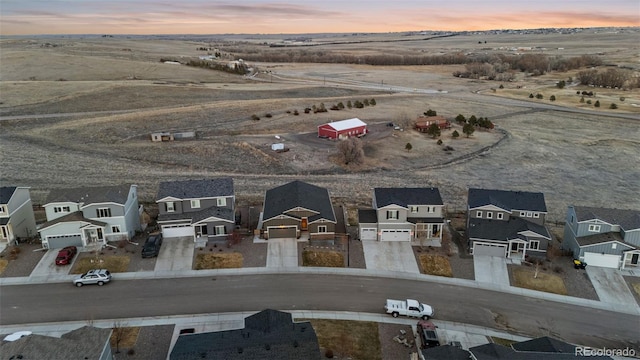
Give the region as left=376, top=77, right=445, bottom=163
left=1, top=274, right=638, bottom=350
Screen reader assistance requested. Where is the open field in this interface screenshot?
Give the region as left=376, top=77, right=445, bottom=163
left=1, top=31, right=639, bottom=222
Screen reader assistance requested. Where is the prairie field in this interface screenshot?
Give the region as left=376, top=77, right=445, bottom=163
left=1, top=30, right=639, bottom=221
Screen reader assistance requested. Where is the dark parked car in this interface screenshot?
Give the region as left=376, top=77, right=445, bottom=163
left=417, top=320, right=440, bottom=349
left=55, top=246, right=77, bottom=265
left=142, top=233, right=163, bottom=258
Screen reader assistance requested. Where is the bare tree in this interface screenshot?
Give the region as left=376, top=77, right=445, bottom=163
left=337, top=138, right=364, bottom=165
left=396, top=112, right=412, bottom=129
left=112, top=320, right=127, bottom=354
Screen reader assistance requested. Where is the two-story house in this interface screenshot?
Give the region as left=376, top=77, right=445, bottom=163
left=38, top=184, right=141, bottom=249
left=260, top=180, right=336, bottom=240
left=0, top=186, right=37, bottom=245
left=467, top=188, right=551, bottom=261
left=156, top=178, right=235, bottom=242
left=563, top=206, right=640, bottom=269
left=358, top=187, right=445, bottom=244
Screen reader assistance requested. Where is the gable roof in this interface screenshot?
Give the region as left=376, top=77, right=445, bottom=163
left=421, top=344, right=470, bottom=360
left=46, top=184, right=132, bottom=205
left=170, top=309, right=320, bottom=360
left=39, top=211, right=108, bottom=231
left=574, top=231, right=635, bottom=248
left=374, top=187, right=443, bottom=208
left=263, top=181, right=335, bottom=222
left=469, top=337, right=613, bottom=359
left=511, top=336, right=576, bottom=353
left=157, top=178, right=234, bottom=200
left=0, top=186, right=17, bottom=204
left=468, top=188, right=547, bottom=212
left=321, top=118, right=367, bottom=131
left=0, top=326, right=111, bottom=360
left=572, top=206, right=640, bottom=230
left=158, top=205, right=235, bottom=223
left=468, top=217, right=550, bottom=242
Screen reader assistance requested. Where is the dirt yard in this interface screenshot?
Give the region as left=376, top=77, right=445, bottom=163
left=1, top=32, right=639, bottom=223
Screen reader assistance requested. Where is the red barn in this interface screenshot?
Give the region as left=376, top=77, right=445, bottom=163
left=318, top=118, right=368, bottom=139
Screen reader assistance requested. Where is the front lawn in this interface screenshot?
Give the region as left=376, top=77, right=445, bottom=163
left=512, top=268, right=567, bottom=295
left=302, top=250, right=344, bottom=267
left=306, top=319, right=381, bottom=360
left=72, top=255, right=130, bottom=274
left=418, top=254, right=453, bottom=277
left=194, top=252, right=243, bottom=270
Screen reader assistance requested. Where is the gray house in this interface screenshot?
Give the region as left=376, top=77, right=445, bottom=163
left=0, top=326, right=113, bottom=360
left=0, top=186, right=37, bottom=245
left=358, top=187, right=445, bottom=244
left=467, top=188, right=551, bottom=261
left=563, top=206, right=640, bottom=269
left=170, top=309, right=320, bottom=360
left=260, top=180, right=336, bottom=240
left=156, top=178, right=235, bottom=242
left=38, top=184, right=141, bottom=249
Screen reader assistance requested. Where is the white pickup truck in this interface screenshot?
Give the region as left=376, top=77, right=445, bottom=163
left=384, top=299, right=434, bottom=320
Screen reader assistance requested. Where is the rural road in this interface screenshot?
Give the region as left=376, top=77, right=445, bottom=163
left=1, top=274, right=638, bottom=350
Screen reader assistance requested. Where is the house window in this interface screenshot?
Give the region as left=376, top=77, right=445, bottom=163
left=526, top=212, right=533, bottom=217
left=111, top=226, right=121, bottom=233
left=476, top=211, right=482, bottom=218
left=214, top=225, right=227, bottom=235
left=529, top=240, right=540, bottom=250
left=410, top=206, right=419, bottom=213
left=533, top=212, right=540, bottom=218
left=96, top=208, right=111, bottom=218
left=486, top=212, right=493, bottom=219
left=190, top=199, right=201, bottom=209
left=54, top=206, right=71, bottom=213
left=1, top=226, right=8, bottom=239
left=497, top=213, right=504, bottom=220
left=588, top=224, right=601, bottom=232
left=318, top=225, right=327, bottom=233
left=0, top=206, right=6, bottom=214
left=612, top=243, right=617, bottom=250
left=520, top=211, right=526, bottom=217
left=386, top=210, right=399, bottom=220
left=217, top=198, right=227, bottom=207
left=426, top=206, right=435, bottom=213
left=166, top=202, right=175, bottom=213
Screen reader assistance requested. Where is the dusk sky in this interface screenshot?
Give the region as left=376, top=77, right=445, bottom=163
left=1, top=0, right=638, bottom=35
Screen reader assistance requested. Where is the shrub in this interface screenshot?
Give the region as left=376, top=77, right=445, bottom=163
left=325, top=349, right=334, bottom=358
left=265, top=113, right=272, bottom=118
left=550, top=95, right=556, bottom=101
left=452, top=130, right=460, bottom=138
left=609, top=103, right=617, bottom=109
left=127, top=349, right=135, bottom=355
left=363, top=99, right=370, bottom=106
left=535, top=93, right=543, bottom=99
left=286, top=110, right=291, bottom=114
left=370, top=98, right=376, bottom=105
left=580, top=97, right=585, bottom=103
left=304, top=108, right=311, bottom=114
left=293, top=109, right=299, bottom=115
left=251, top=114, right=260, bottom=121
left=499, top=84, right=504, bottom=89
left=437, top=139, right=443, bottom=145
left=594, top=100, right=600, bottom=107
left=529, top=93, right=534, bottom=98
left=620, top=96, right=625, bottom=102
left=586, top=100, right=592, bottom=105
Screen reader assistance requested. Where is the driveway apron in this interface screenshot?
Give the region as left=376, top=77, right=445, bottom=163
left=266, top=238, right=298, bottom=268
left=362, top=241, right=420, bottom=273
left=586, top=266, right=637, bottom=306
left=474, top=255, right=510, bottom=285
left=154, top=237, right=195, bottom=272
left=31, top=250, right=73, bottom=276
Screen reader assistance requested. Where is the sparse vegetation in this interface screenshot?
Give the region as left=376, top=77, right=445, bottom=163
left=337, top=138, right=365, bottom=165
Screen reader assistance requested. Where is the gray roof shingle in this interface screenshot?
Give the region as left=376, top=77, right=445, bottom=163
left=0, top=186, right=17, bottom=204
left=358, top=209, right=378, bottom=224
left=158, top=206, right=235, bottom=223
left=0, top=326, right=111, bottom=360
left=46, top=184, right=132, bottom=205
left=469, top=337, right=613, bottom=359
left=170, top=310, right=320, bottom=360
left=39, top=211, right=108, bottom=231
left=263, top=181, right=335, bottom=223
left=573, top=206, right=640, bottom=231
left=374, top=187, right=443, bottom=208
left=157, top=178, right=234, bottom=200
left=468, top=217, right=550, bottom=242
left=468, top=188, right=547, bottom=212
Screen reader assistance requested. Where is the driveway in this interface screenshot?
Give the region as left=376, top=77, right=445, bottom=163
left=266, top=238, right=298, bottom=268
left=154, top=237, right=195, bottom=272
left=30, top=249, right=75, bottom=276
left=473, top=255, right=509, bottom=285
left=586, top=266, right=638, bottom=306
left=361, top=241, right=419, bottom=273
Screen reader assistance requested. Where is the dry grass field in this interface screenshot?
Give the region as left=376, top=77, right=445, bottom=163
left=512, top=268, right=568, bottom=295
left=1, top=30, right=639, bottom=222
left=418, top=254, right=453, bottom=277
left=194, top=253, right=243, bottom=270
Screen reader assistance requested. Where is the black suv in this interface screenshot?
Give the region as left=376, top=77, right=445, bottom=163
left=142, top=233, right=163, bottom=258
left=417, top=320, right=440, bottom=349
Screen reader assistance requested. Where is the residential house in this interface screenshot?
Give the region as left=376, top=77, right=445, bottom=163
left=156, top=178, right=235, bottom=241
left=358, top=187, right=445, bottom=244
left=0, top=186, right=37, bottom=244
left=0, top=326, right=113, bottom=360
left=467, top=188, right=551, bottom=261
left=170, top=309, right=321, bottom=360
left=468, top=336, right=613, bottom=360
left=38, top=184, right=141, bottom=249
left=563, top=206, right=640, bottom=269
left=260, top=180, right=336, bottom=240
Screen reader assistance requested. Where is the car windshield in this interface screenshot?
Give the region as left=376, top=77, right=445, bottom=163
left=419, top=304, right=424, bottom=312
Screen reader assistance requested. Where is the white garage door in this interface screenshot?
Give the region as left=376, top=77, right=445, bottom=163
left=380, top=229, right=411, bottom=242
left=473, top=242, right=507, bottom=257
left=161, top=224, right=195, bottom=238
left=584, top=252, right=620, bottom=269
left=360, top=228, right=377, bottom=241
